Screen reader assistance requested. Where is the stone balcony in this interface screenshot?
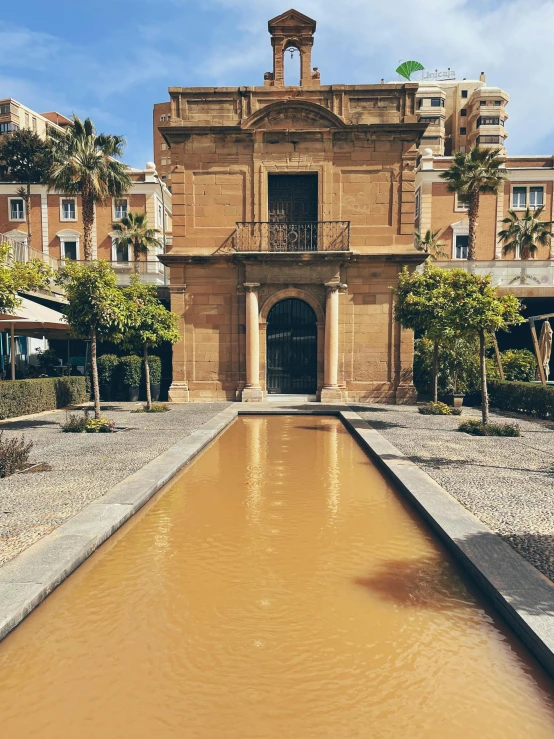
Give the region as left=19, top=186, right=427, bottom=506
left=432, top=259, right=554, bottom=296
left=235, top=221, right=350, bottom=253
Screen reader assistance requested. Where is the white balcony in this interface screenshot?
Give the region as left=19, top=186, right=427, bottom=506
left=432, top=260, right=554, bottom=293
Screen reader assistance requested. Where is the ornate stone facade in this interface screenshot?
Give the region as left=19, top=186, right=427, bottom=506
left=159, top=9, right=425, bottom=403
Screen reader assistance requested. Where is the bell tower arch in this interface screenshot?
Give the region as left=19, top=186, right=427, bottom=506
left=264, top=9, right=320, bottom=88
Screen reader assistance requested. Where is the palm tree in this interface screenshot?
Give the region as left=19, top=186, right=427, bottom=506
left=111, top=212, right=163, bottom=272
left=440, top=147, right=506, bottom=260
left=498, top=207, right=553, bottom=283
left=48, top=116, right=131, bottom=260
left=414, top=230, right=448, bottom=261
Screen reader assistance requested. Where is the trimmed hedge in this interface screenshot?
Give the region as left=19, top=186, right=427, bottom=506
left=119, top=355, right=142, bottom=387
left=0, top=377, right=89, bottom=420
left=146, top=354, right=162, bottom=385
left=488, top=380, right=554, bottom=420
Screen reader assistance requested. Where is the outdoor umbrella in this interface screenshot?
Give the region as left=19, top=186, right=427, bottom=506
left=0, top=297, right=69, bottom=380
left=537, top=319, right=553, bottom=381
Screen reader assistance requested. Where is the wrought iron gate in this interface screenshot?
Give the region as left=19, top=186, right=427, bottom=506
left=266, top=299, right=317, bottom=394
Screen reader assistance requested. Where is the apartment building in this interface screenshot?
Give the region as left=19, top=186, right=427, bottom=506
left=153, top=101, right=172, bottom=187
left=415, top=150, right=554, bottom=301
left=0, top=163, right=172, bottom=286
left=0, top=98, right=72, bottom=139
left=416, top=75, right=509, bottom=156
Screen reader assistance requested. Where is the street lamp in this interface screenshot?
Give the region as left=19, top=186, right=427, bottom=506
left=146, top=161, right=167, bottom=285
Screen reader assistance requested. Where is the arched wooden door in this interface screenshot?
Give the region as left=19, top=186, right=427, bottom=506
left=266, top=298, right=317, bottom=394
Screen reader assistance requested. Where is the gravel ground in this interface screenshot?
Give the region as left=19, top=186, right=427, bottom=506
left=0, top=403, right=229, bottom=566
left=354, top=403, right=554, bottom=583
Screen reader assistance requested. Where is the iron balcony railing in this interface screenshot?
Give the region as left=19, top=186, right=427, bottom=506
left=235, top=221, right=350, bottom=252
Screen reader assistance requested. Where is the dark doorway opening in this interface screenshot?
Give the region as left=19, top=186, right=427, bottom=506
left=268, top=173, right=318, bottom=251
left=266, top=298, right=317, bottom=394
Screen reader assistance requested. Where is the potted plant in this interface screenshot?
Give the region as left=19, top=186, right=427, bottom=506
left=119, top=355, right=142, bottom=401
left=97, top=354, right=119, bottom=401
left=147, top=354, right=162, bottom=402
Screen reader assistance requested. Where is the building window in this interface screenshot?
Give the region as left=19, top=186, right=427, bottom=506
left=25, top=112, right=29, bottom=127
left=477, top=116, right=500, bottom=127
left=0, top=122, right=18, bottom=134
left=512, top=186, right=527, bottom=208
left=32, top=117, right=36, bottom=131
left=495, top=100, right=502, bottom=106
left=461, top=90, right=468, bottom=98
left=460, top=108, right=467, bottom=116
left=530, top=186, right=544, bottom=208
left=419, top=116, right=440, bottom=125
left=160, top=115, right=166, bottom=121
left=113, top=198, right=128, bottom=221
left=161, top=142, right=167, bottom=150
left=477, top=135, right=502, bottom=145
left=60, top=198, right=77, bottom=221
left=456, top=193, right=469, bottom=211
left=9, top=198, right=25, bottom=221
left=460, top=127, right=466, bottom=135
left=415, top=189, right=420, bottom=219
left=156, top=201, right=164, bottom=229
left=61, top=240, right=78, bottom=260
left=455, top=234, right=469, bottom=259
left=430, top=98, right=444, bottom=107
left=480, top=100, right=487, bottom=106
left=0, top=104, right=9, bottom=115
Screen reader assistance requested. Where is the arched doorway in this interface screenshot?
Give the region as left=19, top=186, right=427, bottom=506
left=266, top=298, right=317, bottom=394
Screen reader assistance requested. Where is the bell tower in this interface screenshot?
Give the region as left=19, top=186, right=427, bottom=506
left=264, top=9, right=320, bottom=88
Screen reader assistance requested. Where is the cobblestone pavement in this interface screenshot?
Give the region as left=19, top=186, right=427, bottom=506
left=355, top=404, right=554, bottom=584
left=0, top=403, right=229, bottom=566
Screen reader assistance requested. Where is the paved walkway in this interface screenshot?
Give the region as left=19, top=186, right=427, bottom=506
left=356, top=404, right=554, bottom=584
left=0, top=403, right=229, bottom=566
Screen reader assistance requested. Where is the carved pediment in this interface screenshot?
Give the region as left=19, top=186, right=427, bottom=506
left=243, top=100, right=344, bottom=130
left=268, top=9, right=316, bottom=32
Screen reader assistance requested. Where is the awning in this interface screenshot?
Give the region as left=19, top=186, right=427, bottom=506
left=0, top=297, right=69, bottom=334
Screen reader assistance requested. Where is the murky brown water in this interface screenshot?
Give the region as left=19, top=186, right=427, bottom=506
left=1, top=416, right=554, bottom=738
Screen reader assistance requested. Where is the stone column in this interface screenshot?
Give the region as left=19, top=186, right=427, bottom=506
left=168, top=280, right=190, bottom=402
left=241, top=283, right=264, bottom=402
left=321, top=282, right=345, bottom=403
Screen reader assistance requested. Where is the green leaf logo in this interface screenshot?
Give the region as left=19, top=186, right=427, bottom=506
left=396, top=61, right=424, bottom=81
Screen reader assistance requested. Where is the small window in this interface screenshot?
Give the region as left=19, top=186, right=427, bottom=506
left=456, top=193, right=469, bottom=210
left=419, top=116, right=440, bottom=125
left=157, top=202, right=164, bottom=228
left=161, top=142, right=167, bottom=150
left=9, top=198, right=25, bottom=220
left=455, top=235, right=469, bottom=259
left=415, top=189, right=420, bottom=219
left=114, top=198, right=128, bottom=220
left=460, top=108, right=467, bottom=116
left=115, top=243, right=129, bottom=263
left=430, top=98, right=444, bottom=107
left=24, top=112, right=29, bottom=127
left=61, top=198, right=76, bottom=220
left=480, top=100, right=487, bottom=106
left=32, top=117, right=36, bottom=130
left=530, top=186, right=544, bottom=208
left=460, top=127, right=466, bottom=135
left=495, top=100, right=502, bottom=106
left=160, top=115, right=166, bottom=121
left=461, top=90, right=468, bottom=98
left=62, top=240, right=78, bottom=260
left=477, top=135, right=502, bottom=145
left=512, top=187, right=527, bottom=209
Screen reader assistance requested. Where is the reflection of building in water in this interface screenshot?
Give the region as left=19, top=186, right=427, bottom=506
left=326, top=422, right=340, bottom=521
left=245, top=417, right=265, bottom=523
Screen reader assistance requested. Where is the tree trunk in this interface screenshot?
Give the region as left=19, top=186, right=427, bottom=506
left=144, top=345, right=152, bottom=411
left=25, top=183, right=32, bottom=249
left=134, top=240, right=140, bottom=274
left=82, top=191, right=94, bottom=261
left=432, top=339, right=439, bottom=403
left=480, top=330, right=489, bottom=425
left=467, top=191, right=480, bottom=261
left=91, top=325, right=101, bottom=419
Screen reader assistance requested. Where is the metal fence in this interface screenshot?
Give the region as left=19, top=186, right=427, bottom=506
left=235, top=221, right=350, bottom=252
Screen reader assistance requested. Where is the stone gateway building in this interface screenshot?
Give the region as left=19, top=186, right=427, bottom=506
left=158, top=9, right=425, bottom=403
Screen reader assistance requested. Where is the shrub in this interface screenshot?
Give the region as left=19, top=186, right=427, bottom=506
left=146, top=354, right=162, bottom=385
left=418, top=401, right=460, bottom=416
left=0, top=377, right=88, bottom=420
left=97, top=354, right=120, bottom=386
left=459, top=418, right=520, bottom=436
left=61, top=413, right=116, bottom=433
left=36, top=348, right=60, bottom=376
left=488, top=349, right=537, bottom=383
left=0, top=431, right=33, bottom=477
left=488, top=380, right=554, bottom=419
left=131, top=403, right=168, bottom=414
left=119, top=355, right=142, bottom=387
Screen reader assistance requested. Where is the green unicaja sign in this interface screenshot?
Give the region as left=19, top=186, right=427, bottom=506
left=396, top=61, right=425, bottom=81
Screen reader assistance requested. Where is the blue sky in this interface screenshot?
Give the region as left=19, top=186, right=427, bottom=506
left=2, top=0, right=553, bottom=167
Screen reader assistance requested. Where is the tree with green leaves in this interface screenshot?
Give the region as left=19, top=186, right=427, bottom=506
left=112, top=212, right=162, bottom=271
left=56, top=261, right=129, bottom=418
left=122, top=275, right=180, bottom=410
left=0, top=241, right=53, bottom=313
left=440, top=147, right=506, bottom=260
left=442, top=269, right=523, bottom=424
left=414, top=229, right=448, bottom=261
left=48, top=116, right=131, bottom=261
left=393, top=264, right=454, bottom=402
left=498, top=206, right=553, bottom=284
left=0, top=129, right=53, bottom=249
